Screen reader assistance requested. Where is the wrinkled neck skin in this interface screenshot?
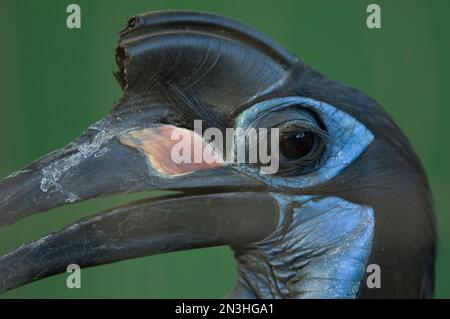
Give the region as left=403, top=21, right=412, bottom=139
left=228, top=194, right=375, bottom=299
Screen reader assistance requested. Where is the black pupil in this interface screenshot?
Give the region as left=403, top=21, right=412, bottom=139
left=280, top=130, right=315, bottom=160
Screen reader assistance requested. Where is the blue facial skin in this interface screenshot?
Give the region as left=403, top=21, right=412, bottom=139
left=234, top=96, right=374, bottom=189
left=232, top=195, right=375, bottom=298
left=230, top=97, right=375, bottom=298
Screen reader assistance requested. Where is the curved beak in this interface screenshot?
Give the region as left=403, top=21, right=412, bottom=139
left=0, top=106, right=279, bottom=293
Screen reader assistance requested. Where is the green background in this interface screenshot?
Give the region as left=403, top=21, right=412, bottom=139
left=0, top=0, right=448, bottom=298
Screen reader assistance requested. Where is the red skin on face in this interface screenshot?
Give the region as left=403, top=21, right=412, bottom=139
left=119, top=125, right=225, bottom=176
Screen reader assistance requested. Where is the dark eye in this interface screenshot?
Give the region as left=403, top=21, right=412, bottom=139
left=280, top=130, right=316, bottom=160
left=274, top=118, right=329, bottom=176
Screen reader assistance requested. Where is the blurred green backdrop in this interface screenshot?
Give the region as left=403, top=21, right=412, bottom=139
left=0, top=0, right=448, bottom=298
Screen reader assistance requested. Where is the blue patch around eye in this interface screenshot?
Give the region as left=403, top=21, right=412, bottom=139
left=234, top=96, right=374, bottom=188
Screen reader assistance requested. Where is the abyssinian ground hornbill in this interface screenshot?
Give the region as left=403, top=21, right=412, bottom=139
left=0, top=10, right=435, bottom=298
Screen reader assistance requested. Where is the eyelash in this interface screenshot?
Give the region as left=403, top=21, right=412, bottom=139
left=279, top=120, right=329, bottom=142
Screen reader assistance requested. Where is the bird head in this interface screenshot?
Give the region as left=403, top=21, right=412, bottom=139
left=0, top=11, right=435, bottom=298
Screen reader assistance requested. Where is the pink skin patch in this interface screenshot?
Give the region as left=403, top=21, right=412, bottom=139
left=119, top=125, right=225, bottom=176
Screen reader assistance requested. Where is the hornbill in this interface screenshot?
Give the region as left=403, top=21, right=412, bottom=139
left=0, top=11, right=435, bottom=298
